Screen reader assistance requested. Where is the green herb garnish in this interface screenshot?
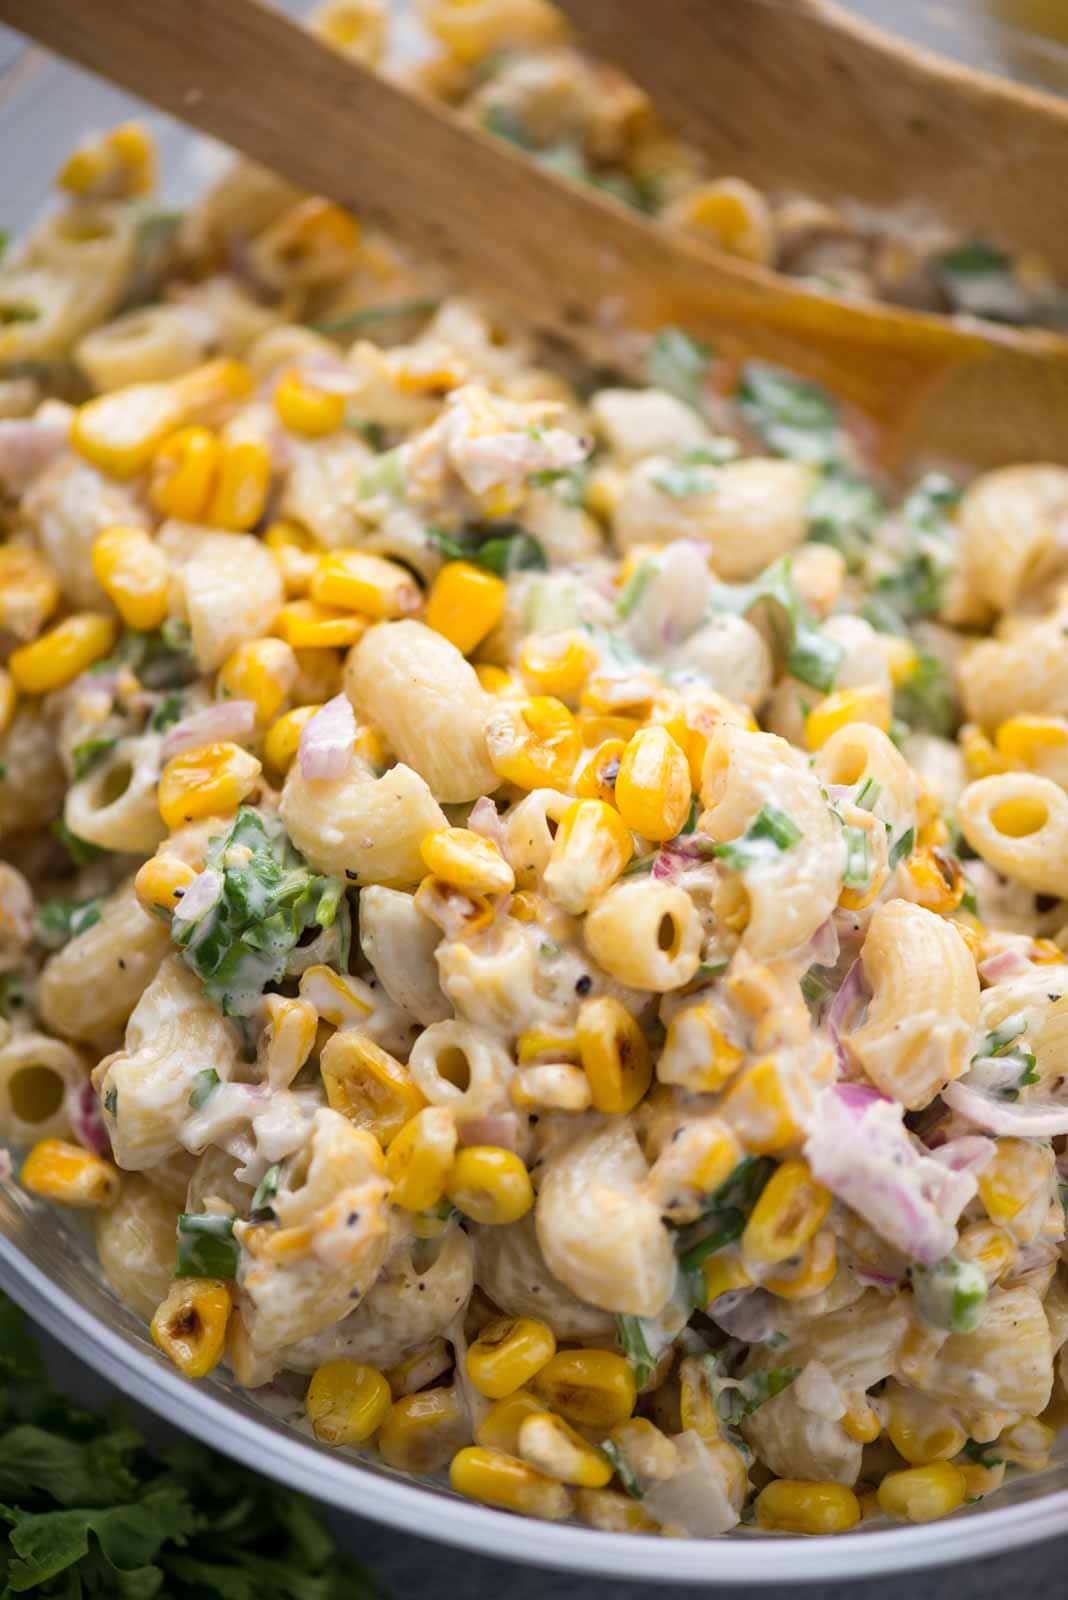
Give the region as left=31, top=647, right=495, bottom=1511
left=888, top=826, right=915, bottom=869
left=911, top=1255, right=988, bottom=1335
left=187, top=1068, right=220, bottom=1112
left=50, top=818, right=107, bottom=867
left=736, top=362, right=841, bottom=463
left=175, top=1214, right=239, bottom=1279
left=428, top=522, right=547, bottom=576
left=616, top=1316, right=657, bottom=1390
left=841, top=825, right=870, bottom=890
left=806, top=466, right=884, bottom=570
left=71, top=735, right=118, bottom=780
left=712, top=804, right=803, bottom=871
left=599, top=1438, right=643, bottom=1500
left=650, top=460, right=718, bottom=499
left=312, top=296, right=441, bottom=336
left=643, top=327, right=711, bottom=413
left=34, top=898, right=103, bottom=951
left=250, top=1164, right=281, bottom=1222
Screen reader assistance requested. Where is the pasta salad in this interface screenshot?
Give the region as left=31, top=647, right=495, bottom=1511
left=2, top=6, right=1068, bottom=1544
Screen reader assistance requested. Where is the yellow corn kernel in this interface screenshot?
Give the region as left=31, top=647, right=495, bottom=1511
left=977, top=1137, right=1050, bottom=1225
left=741, top=1158, right=832, bottom=1266
left=877, top=1463, right=967, bottom=1523
left=9, top=613, right=117, bottom=695
left=841, top=1393, right=882, bottom=1444
left=475, top=1390, right=546, bottom=1455
left=173, top=358, right=253, bottom=417
left=576, top=995, right=652, bottom=1116
left=414, top=875, right=498, bottom=938
left=58, top=120, right=155, bottom=197
left=21, top=1138, right=119, bottom=1208
left=518, top=1411, right=613, bottom=1488
left=150, top=426, right=221, bottom=520
left=901, top=844, right=965, bottom=914
left=576, top=712, right=642, bottom=749
left=150, top=1278, right=231, bottom=1379
left=320, top=1030, right=426, bottom=1146
left=108, top=120, right=156, bottom=193
left=648, top=1118, right=741, bottom=1225
left=157, top=740, right=262, bottom=829
left=997, top=1416, right=1055, bottom=1471
left=0, top=545, right=60, bottom=639
left=574, top=1486, right=660, bottom=1534
left=311, top=549, right=422, bottom=619
left=446, top=1146, right=534, bottom=1225
left=264, top=703, right=322, bottom=774
left=467, top=1317, right=557, bottom=1400
left=881, top=634, right=918, bottom=687
left=264, top=519, right=322, bottom=597
left=607, top=1419, right=678, bottom=1482
left=56, top=141, right=114, bottom=196
left=955, top=1220, right=1017, bottom=1286
left=763, top=1230, right=837, bottom=1299
left=425, top=561, right=507, bottom=656
left=543, top=797, right=633, bottom=914
left=721, top=1058, right=802, bottom=1154
left=755, top=1479, right=861, bottom=1535
left=516, top=1026, right=580, bottom=1065
left=274, top=367, right=347, bottom=437
left=207, top=438, right=271, bottom=531
left=519, top=631, right=596, bottom=700
left=532, top=1350, right=636, bottom=1429
left=385, top=1106, right=457, bottom=1211
left=274, top=599, right=369, bottom=649
left=475, top=662, right=520, bottom=697
left=700, top=1248, right=753, bottom=1306
left=218, top=637, right=298, bottom=725
left=659, top=1001, right=745, bottom=1095
left=90, top=524, right=170, bottom=632
left=312, top=0, right=387, bottom=62
left=678, top=1354, right=721, bottom=1444
left=805, top=685, right=891, bottom=751
left=420, top=826, right=515, bottom=895
left=1031, top=936, right=1065, bottom=964
left=995, top=715, right=1068, bottom=767
left=614, top=725, right=692, bottom=842
left=511, top=1063, right=592, bottom=1113
left=306, top=1358, right=391, bottom=1445
left=449, top=1446, right=574, bottom=1521
left=384, top=1338, right=452, bottom=1399
left=72, top=383, right=186, bottom=478
left=575, top=738, right=626, bottom=805
left=486, top=696, right=580, bottom=792
left=959, top=1459, right=1006, bottom=1500
left=134, top=855, right=197, bottom=916
left=376, top=1387, right=468, bottom=1474
left=886, top=1382, right=967, bottom=1466
left=0, top=669, right=15, bottom=738
left=960, top=722, right=1007, bottom=779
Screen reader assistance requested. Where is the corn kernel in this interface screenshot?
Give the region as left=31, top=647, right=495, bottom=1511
left=659, top=1001, right=745, bottom=1094
left=311, top=549, right=422, bottom=619
left=475, top=1390, right=545, bottom=1455
left=721, top=1058, right=801, bottom=1153
left=519, top=631, right=596, bottom=700
left=959, top=1460, right=1006, bottom=1500
left=955, top=1220, right=1017, bottom=1286
left=995, top=715, right=1068, bottom=767
left=58, top=120, right=155, bottom=197
left=377, top=1387, right=468, bottom=1474
left=385, top=1106, right=457, bottom=1211
left=385, top=1339, right=453, bottom=1399
left=678, top=1354, right=721, bottom=1444
left=901, top=844, right=965, bottom=914
left=158, top=740, right=262, bottom=829
left=475, top=662, right=520, bottom=697
left=763, top=1230, right=837, bottom=1299
left=700, top=1248, right=753, bottom=1306
left=90, top=524, right=170, bottom=631
left=421, top=826, right=515, bottom=895
left=306, top=1358, right=391, bottom=1445
left=574, top=1486, right=660, bottom=1534
left=755, top=1479, right=861, bottom=1535
left=467, top=1317, right=557, bottom=1400
left=575, top=738, right=627, bottom=805
left=805, top=685, right=891, bottom=751
left=0, top=669, right=16, bottom=738
left=882, top=634, right=918, bottom=687
left=446, top=1146, right=533, bottom=1225
left=134, top=855, right=197, bottom=916
left=9, top=613, right=117, bottom=695
left=741, top=1158, right=831, bottom=1266
left=997, top=1416, right=1055, bottom=1471
left=886, top=1382, right=967, bottom=1466
left=647, top=1118, right=741, bottom=1225
left=486, top=696, right=581, bottom=792
left=576, top=712, right=642, bottom=749
left=449, top=1446, right=574, bottom=1521
left=877, top=1462, right=967, bottom=1522
left=264, top=703, right=322, bottom=773
left=320, top=1030, right=426, bottom=1146
left=542, top=798, right=633, bottom=914
left=425, top=561, right=506, bottom=656
left=150, top=426, right=221, bottom=520
left=977, top=1137, right=1051, bottom=1225
left=576, top=995, right=652, bottom=1116
left=0, top=545, right=60, bottom=639
left=511, top=1062, right=592, bottom=1113
left=275, top=367, right=347, bottom=436
left=274, top=599, right=369, bottom=649
left=614, top=725, right=692, bottom=841
left=71, top=382, right=185, bottom=477
left=518, top=1411, right=612, bottom=1488
left=151, top=1278, right=231, bottom=1379
left=532, top=1350, right=636, bottom=1429
left=218, top=637, right=298, bottom=724
left=172, top=358, right=253, bottom=418
left=841, top=1393, right=882, bottom=1444
left=264, top=519, right=322, bottom=597
left=961, top=723, right=1007, bottom=778
left=21, top=1138, right=119, bottom=1208
left=207, top=438, right=271, bottom=531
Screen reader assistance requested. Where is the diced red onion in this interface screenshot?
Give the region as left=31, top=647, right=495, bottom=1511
left=173, top=867, right=223, bottom=926
left=468, top=796, right=506, bottom=850
left=457, top=1113, right=520, bottom=1151
left=927, top=1134, right=995, bottom=1176
left=943, top=1079, right=1068, bottom=1138
left=978, top=947, right=1035, bottom=984
left=708, top=1288, right=777, bottom=1344
left=298, top=693, right=356, bottom=781
left=162, top=700, right=257, bottom=762
left=827, top=959, right=869, bottom=1072
left=66, top=1080, right=111, bottom=1159
left=0, top=403, right=72, bottom=492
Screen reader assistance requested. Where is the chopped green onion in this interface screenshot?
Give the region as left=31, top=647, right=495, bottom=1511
left=713, top=804, right=802, bottom=871
left=977, top=1014, right=1027, bottom=1058
left=650, top=461, right=717, bottom=499
left=250, top=1163, right=281, bottom=1221
left=714, top=1366, right=799, bottom=1427
left=72, top=735, right=118, bottom=779
left=599, top=1438, right=643, bottom=1499
left=911, top=1254, right=987, bottom=1334
left=841, top=825, right=870, bottom=890
left=616, top=1315, right=657, bottom=1389
left=175, top=1214, right=239, bottom=1279
left=616, top=558, right=657, bottom=619
left=34, top=897, right=102, bottom=951
left=188, top=1068, right=220, bottom=1111
left=806, top=467, right=884, bottom=570
left=888, top=826, right=915, bottom=869
left=854, top=776, right=881, bottom=811
left=51, top=818, right=107, bottom=867
left=735, top=362, right=841, bottom=464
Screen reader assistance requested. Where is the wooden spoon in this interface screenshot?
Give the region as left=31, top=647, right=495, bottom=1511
left=4, top=0, right=1068, bottom=468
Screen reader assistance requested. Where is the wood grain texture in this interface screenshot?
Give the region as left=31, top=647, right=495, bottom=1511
left=3, top=0, right=1068, bottom=465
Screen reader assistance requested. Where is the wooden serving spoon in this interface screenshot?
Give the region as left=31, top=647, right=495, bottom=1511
left=3, top=0, right=1068, bottom=469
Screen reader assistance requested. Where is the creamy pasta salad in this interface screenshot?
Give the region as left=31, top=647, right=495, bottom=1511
left=2, top=0, right=1068, bottom=1545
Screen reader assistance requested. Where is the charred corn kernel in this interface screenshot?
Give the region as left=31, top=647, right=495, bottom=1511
left=0, top=669, right=15, bottom=737
left=959, top=1459, right=1006, bottom=1499
left=9, top=612, right=117, bottom=695
left=311, top=549, right=421, bottom=619
left=421, top=826, right=515, bottom=895
left=678, top=1354, right=721, bottom=1444
left=995, top=715, right=1068, bottom=767
left=961, top=722, right=1006, bottom=778
left=955, top=1220, right=1017, bottom=1285
left=511, top=1062, right=592, bottom=1113
left=886, top=1383, right=967, bottom=1465
left=207, top=438, right=271, bottom=531
left=901, top=844, right=964, bottom=913
left=755, top=1480, right=861, bottom=1535
left=614, top=725, right=691, bottom=841
left=575, top=1486, right=660, bottom=1534
left=978, top=1137, right=1050, bottom=1224
left=320, top=1030, right=426, bottom=1146
left=377, top=1386, right=467, bottom=1474
left=414, top=874, right=497, bottom=938
left=0, top=545, right=60, bottom=638
left=306, top=1358, right=391, bottom=1445
left=543, top=798, right=633, bottom=914
left=150, top=1278, right=231, bottom=1379
left=72, top=382, right=186, bottom=477
left=841, top=1394, right=882, bottom=1444
left=532, top=1350, right=636, bottom=1429
left=158, top=740, right=262, bottom=829
left=274, top=599, right=369, bottom=649
left=90, top=524, right=169, bottom=631
left=218, top=637, right=298, bottom=724
left=805, top=685, right=891, bottom=751
left=648, top=1118, right=741, bottom=1224
left=518, top=1411, right=612, bottom=1488
left=721, top=1058, right=801, bottom=1154
left=150, top=426, right=221, bottom=519
left=475, top=1391, right=546, bottom=1454
left=575, top=738, right=626, bottom=805
left=450, top=1446, right=574, bottom=1521
left=265, top=518, right=321, bottom=596
left=21, top=1138, right=119, bottom=1208
left=576, top=995, right=652, bottom=1116
left=998, top=1416, right=1055, bottom=1470
left=385, top=1106, right=457, bottom=1211
left=701, top=1248, right=753, bottom=1306
left=446, top=1146, right=533, bottom=1225
left=467, top=1317, right=557, bottom=1400
left=134, top=855, right=197, bottom=915
left=274, top=367, right=347, bottom=436
left=659, top=1001, right=745, bottom=1094
left=763, top=1230, right=837, bottom=1299
left=519, top=631, right=596, bottom=700
left=486, top=696, right=580, bottom=792
left=741, top=1158, right=831, bottom=1266
left=425, top=561, right=506, bottom=656
left=264, top=703, right=322, bottom=773
left=877, top=1463, right=967, bottom=1523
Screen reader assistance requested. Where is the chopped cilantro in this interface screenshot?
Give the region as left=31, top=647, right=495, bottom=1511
left=149, top=691, right=185, bottom=733
left=731, top=557, right=844, bottom=693
left=894, top=650, right=957, bottom=737
left=428, top=522, right=547, bottom=576
left=51, top=818, right=107, bottom=867
left=713, top=1364, right=799, bottom=1427
left=675, top=1156, right=774, bottom=1302
left=643, top=327, right=711, bottom=413
left=963, top=1438, right=1004, bottom=1468
left=806, top=466, right=884, bottom=570
left=713, top=804, right=803, bottom=871
left=34, top=897, right=103, bottom=951
left=736, top=362, right=841, bottom=463
left=71, top=735, right=118, bottom=780
left=616, top=556, right=658, bottom=619
left=175, top=1213, right=238, bottom=1279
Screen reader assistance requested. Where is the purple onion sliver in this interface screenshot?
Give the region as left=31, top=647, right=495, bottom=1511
left=162, top=700, right=257, bottom=762
left=298, top=692, right=357, bottom=781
